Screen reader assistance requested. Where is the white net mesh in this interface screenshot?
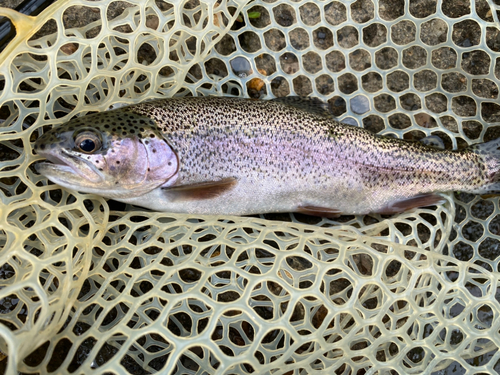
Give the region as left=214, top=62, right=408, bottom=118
left=1, top=0, right=500, bottom=373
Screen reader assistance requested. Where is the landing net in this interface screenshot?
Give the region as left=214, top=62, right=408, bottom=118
left=0, top=0, right=500, bottom=373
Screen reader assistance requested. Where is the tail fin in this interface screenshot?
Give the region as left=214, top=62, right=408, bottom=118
left=470, top=137, right=500, bottom=193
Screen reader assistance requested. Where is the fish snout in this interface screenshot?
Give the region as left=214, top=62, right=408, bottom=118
left=34, top=134, right=50, bottom=153
left=34, top=130, right=74, bottom=154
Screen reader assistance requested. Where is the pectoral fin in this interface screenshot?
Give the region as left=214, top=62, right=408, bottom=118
left=377, top=194, right=445, bottom=214
left=297, top=205, right=342, bottom=218
left=162, top=178, right=237, bottom=201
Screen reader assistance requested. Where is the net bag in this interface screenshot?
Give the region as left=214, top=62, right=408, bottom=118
left=1, top=0, right=500, bottom=373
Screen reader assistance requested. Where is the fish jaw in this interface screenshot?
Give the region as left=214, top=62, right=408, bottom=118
left=36, top=148, right=106, bottom=189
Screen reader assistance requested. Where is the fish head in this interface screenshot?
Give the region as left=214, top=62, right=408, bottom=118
left=34, top=110, right=178, bottom=199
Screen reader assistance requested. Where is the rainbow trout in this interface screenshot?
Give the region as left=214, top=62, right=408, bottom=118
left=34, top=96, right=500, bottom=216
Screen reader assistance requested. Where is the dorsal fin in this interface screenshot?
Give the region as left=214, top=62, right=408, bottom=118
left=271, top=96, right=333, bottom=118
left=420, top=135, right=445, bottom=150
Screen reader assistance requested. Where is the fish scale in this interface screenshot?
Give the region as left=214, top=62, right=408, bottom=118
left=34, top=96, right=500, bottom=216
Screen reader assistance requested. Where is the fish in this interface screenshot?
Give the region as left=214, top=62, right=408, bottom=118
left=34, top=96, right=500, bottom=217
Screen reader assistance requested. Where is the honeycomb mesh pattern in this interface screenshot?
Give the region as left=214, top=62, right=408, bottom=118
left=1, top=0, right=500, bottom=373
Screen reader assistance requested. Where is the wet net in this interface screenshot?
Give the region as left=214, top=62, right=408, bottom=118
left=1, top=0, right=500, bottom=373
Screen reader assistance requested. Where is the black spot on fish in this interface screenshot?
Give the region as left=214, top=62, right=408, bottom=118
left=149, top=134, right=155, bottom=138
left=168, top=161, right=172, bottom=166
left=116, top=161, right=120, bottom=164
left=140, top=128, right=145, bottom=132
left=130, top=129, right=135, bottom=134
left=147, top=168, right=150, bottom=172
left=145, top=140, right=149, bottom=145
left=152, top=149, right=156, bottom=153
left=104, top=125, right=109, bottom=129
left=122, top=132, right=127, bottom=136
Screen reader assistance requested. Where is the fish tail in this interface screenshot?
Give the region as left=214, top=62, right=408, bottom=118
left=470, top=137, right=500, bottom=192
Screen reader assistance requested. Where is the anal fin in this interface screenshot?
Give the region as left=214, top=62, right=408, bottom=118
left=297, top=205, right=342, bottom=218
left=480, top=193, right=500, bottom=199
left=162, top=178, right=237, bottom=201
left=377, top=194, right=445, bottom=214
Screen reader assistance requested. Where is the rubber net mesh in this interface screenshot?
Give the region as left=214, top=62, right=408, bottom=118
left=0, top=0, right=500, bottom=373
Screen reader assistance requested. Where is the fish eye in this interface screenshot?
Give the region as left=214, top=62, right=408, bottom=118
left=74, top=131, right=102, bottom=154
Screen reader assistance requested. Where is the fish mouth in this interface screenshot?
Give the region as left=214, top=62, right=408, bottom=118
left=36, top=149, right=105, bottom=187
